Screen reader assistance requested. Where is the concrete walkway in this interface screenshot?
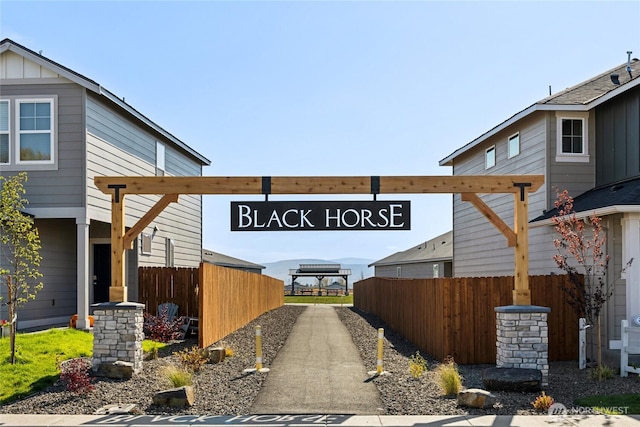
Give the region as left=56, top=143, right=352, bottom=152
left=250, top=305, right=383, bottom=415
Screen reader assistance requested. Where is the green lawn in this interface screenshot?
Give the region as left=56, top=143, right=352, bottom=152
left=284, top=294, right=353, bottom=305
left=0, top=329, right=167, bottom=404
left=574, top=394, right=640, bottom=414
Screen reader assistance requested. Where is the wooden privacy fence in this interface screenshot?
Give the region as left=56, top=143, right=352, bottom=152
left=198, top=263, right=283, bottom=348
left=139, top=267, right=199, bottom=318
left=354, top=275, right=579, bottom=365
left=139, top=264, right=284, bottom=348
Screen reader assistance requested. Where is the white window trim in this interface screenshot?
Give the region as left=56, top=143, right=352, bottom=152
left=141, top=233, right=152, bottom=255
left=556, top=112, right=590, bottom=163
left=166, top=237, right=175, bottom=267
left=485, top=145, right=496, bottom=169
left=156, top=141, right=166, bottom=176
left=508, top=132, right=520, bottom=159
left=16, top=98, right=55, bottom=165
left=0, top=99, right=10, bottom=165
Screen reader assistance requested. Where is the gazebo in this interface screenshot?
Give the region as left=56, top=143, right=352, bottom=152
left=288, top=264, right=351, bottom=296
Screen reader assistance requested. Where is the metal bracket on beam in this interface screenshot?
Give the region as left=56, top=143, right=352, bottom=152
left=262, top=176, right=271, bottom=202
left=371, top=176, right=380, bottom=201
left=107, top=184, right=127, bottom=203
left=513, top=182, right=532, bottom=201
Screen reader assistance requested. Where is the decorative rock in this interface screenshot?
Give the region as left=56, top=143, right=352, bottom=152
left=152, top=386, right=195, bottom=407
left=206, top=347, right=226, bottom=364
left=482, top=367, right=542, bottom=392
left=457, top=388, right=497, bottom=409
left=97, top=360, right=135, bottom=379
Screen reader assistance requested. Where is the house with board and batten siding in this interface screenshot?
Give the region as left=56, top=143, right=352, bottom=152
left=439, top=54, right=640, bottom=357
left=0, top=39, right=210, bottom=330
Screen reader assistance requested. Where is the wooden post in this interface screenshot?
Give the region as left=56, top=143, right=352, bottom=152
left=110, top=195, right=127, bottom=302
left=513, top=191, right=530, bottom=305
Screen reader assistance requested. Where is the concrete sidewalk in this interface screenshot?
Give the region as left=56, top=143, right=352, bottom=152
left=1, top=413, right=639, bottom=426
left=250, top=305, right=383, bottom=414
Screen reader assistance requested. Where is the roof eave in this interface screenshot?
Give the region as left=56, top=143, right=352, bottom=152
left=531, top=205, right=640, bottom=227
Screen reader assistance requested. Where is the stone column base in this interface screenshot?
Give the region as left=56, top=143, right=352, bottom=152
left=92, top=302, right=145, bottom=374
left=495, top=305, right=550, bottom=385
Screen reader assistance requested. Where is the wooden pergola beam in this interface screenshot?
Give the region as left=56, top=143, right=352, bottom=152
left=95, top=175, right=544, bottom=196
left=96, top=174, right=543, bottom=306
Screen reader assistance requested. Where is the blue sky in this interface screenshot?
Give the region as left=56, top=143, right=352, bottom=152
left=2, top=1, right=639, bottom=263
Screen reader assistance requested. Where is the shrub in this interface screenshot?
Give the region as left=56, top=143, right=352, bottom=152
left=177, top=345, right=209, bottom=372
left=434, top=356, right=462, bottom=395
left=59, top=357, right=94, bottom=395
left=532, top=391, right=554, bottom=411
left=590, top=364, right=615, bottom=381
left=143, top=306, right=184, bottom=343
left=162, top=365, right=192, bottom=387
left=408, top=351, right=428, bottom=379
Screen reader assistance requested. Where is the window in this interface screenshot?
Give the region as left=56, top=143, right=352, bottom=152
left=141, top=233, right=152, bottom=255
left=0, top=100, right=8, bottom=164
left=508, top=133, right=520, bottom=158
left=166, top=238, right=174, bottom=267
left=432, top=264, right=439, bottom=278
left=556, top=112, right=589, bottom=162
left=156, top=141, right=165, bottom=176
left=485, top=145, right=496, bottom=169
left=0, top=97, right=56, bottom=169
left=17, top=99, right=53, bottom=163
left=396, top=266, right=402, bottom=278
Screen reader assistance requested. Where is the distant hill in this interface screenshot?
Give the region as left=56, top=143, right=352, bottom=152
left=262, top=258, right=374, bottom=287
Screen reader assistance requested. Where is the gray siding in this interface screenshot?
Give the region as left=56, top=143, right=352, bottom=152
left=86, top=96, right=201, bottom=176
left=0, top=83, right=85, bottom=208
left=596, top=86, right=640, bottom=185
left=452, top=113, right=548, bottom=277
left=17, top=219, right=77, bottom=325
left=86, top=133, right=202, bottom=268
left=605, top=214, right=627, bottom=342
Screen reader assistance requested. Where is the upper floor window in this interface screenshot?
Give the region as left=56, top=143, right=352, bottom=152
left=556, top=112, right=589, bottom=162
left=508, top=133, right=520, bottom=158
left=17, top=99, right=53, bottom=163
left=0, top=100, right=8, bottom=164
left=156, top=141, right=166, bottom=176
left=0, top=97, right=56, bottom=169
left=485, top=145, right=496, bottom=169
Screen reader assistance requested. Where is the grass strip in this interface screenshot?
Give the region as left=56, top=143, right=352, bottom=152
left=574, top=394, right=640, bottom=414
left=284, top=295, right=353, bottom=304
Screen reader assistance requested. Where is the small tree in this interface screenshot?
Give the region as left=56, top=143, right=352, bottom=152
left=551, top=189, right=633, bottom=379
left=0, top=172, right=43, bottom=364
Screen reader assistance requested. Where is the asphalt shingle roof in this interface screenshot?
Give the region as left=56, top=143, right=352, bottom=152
left=533, top=175, right=640, bottom=222
left=369, top=230, right=452, bottom=267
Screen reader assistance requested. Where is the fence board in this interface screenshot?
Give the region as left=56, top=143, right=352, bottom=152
left=354, top=275, right=578, bottom=364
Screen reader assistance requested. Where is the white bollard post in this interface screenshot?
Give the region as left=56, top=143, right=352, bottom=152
left=243, top=325, right=270, bottom=374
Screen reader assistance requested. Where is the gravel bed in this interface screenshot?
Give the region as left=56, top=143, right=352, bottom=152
left=1, top=305, right=638, bottom=416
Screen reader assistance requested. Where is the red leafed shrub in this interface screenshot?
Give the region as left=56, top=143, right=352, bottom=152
left=60, top=358, right=94, bottom=394
left=143, top=306, right=184, bottom=343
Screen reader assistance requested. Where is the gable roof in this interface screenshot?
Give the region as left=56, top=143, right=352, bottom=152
left=532, top=175, right=640, bottom=224
left=202, top=249, right=265, bottom=270
left=369, top=230, right=453, bottom=267
left=439, top=57, right=640, bottom=166
left=0, top=38, right=210, bottom=166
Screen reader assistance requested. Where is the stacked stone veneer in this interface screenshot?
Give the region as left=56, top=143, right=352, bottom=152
left=495, top=305, right=550, bottom=385
left=92, top=302, right=145, bottom=374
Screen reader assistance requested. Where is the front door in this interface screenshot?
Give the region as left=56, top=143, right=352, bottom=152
left=93, top=244, right=111, bottom=303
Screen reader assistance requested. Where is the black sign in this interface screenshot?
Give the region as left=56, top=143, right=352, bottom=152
left=231, top=201, right=410, bottom=231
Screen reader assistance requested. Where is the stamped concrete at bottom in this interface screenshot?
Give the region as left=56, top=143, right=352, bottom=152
left=250, top=305, right=383, bottom=415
